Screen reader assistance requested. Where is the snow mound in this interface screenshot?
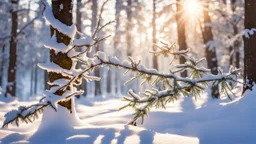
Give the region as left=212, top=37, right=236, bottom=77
left=1, top=85, right=256, bottom=144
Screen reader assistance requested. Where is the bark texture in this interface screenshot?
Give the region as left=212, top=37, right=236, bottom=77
left=48, top=0, right=74, bottom=112
left=244, top=0, right=256, bottom=91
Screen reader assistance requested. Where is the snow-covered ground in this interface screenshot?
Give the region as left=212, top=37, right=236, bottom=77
left=0, top=85, right=255, bottom=144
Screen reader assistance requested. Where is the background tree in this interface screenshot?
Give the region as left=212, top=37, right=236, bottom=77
left=201, top=1, right=219, bottom=98
left=152, top=0, right=158, bottom=70
left=176, top=0, right=188, bottom=77
left=107, top=0, right=123, bottom=94
left=5, top=0, right=19, bottom=97
left=76, top=0, right=87, bottom=96
left=126, top=0, right=132, bottom=57
left=90, top=0, right=102, bottom=96
left=231, top=0, right=241, bottom=69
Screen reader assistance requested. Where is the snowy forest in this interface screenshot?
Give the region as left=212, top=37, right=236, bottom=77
left=0, top=0, right=256, bottom=143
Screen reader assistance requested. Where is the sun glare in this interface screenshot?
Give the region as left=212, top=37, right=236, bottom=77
left=183, top=0, right=201, bottom=17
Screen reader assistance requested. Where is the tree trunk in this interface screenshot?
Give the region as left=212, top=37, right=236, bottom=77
left=233, top=26, right=240, bottom=68
left=126, top=0, right=132, bottom=57
left=244, top=0, right=256, bottom=91
left=229, top=0, right=240, bottom=68
left=34, top=62, right=38, bottom=95
left=229, top=38, right=233, bottom=66
left=231, top=0, right=240, bottom=69
left=113, top=0, right=122, bottom=94
left=44, top=59, right=49, bottom=90
left=30, top=61, right=34, bottom=96
left=48, top=0, right=74, bottom=112
left=201, top=2, right=219, bottom=98
left=91, top=0, right=101, bottom=96
left=5, top=0, right=19, bottom=97
left=76, top=0, right=86, bottom=96
left=152, top=0, right=158, bottom=70
left=108, top=0, right=122, bottom=94
left=176, top=0, right=187, bottom=77
left=0, top=44, right=5, bottom=87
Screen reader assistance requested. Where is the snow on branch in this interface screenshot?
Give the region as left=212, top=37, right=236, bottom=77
left=42, top=0, right=76, bottom=39
left=78, top=50, right=240, bottom=125
left=244, top=28, right=256, bottom=39
left=44, top=32, right=73, bottom=53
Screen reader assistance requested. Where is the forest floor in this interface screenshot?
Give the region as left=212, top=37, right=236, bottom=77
left=0, top=84, right=255, bottom=144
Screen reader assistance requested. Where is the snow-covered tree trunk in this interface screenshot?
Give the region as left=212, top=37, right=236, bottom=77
left=244, top=0, right=256, bottom=91
left=201, top=2, right=219, bottom=98
left=152, top=0, right=158, bottom=70
left=48, top=0, right=74, bottom=111
left=176, top=0, right=187, bottom=77
left=5, top=0, right=19, bottom=97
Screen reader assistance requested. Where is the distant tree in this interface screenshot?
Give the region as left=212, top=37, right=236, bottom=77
left=201, top=1, right=219, bottom=98
left=221, top=0, right=242, bottom=68
left=115, top=0, right=123, bottom=94
left=231, top=0, right=241, bottom=69
left=152, top=0, right=158, bottom=70
left=0, top=1, right=9, bottom=88
left=76, top=0, right=87, bottom=96
left=107, top=0, right=123, bottom=94
left=5, top=0, right=19, bottom=97
left=244, top=0, right=256, bottom=91
left=175, top=0, right=188, bottom=77
left=126, top=0, right=132, bottom=57
left=91, top=0, right=101, bottom=96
